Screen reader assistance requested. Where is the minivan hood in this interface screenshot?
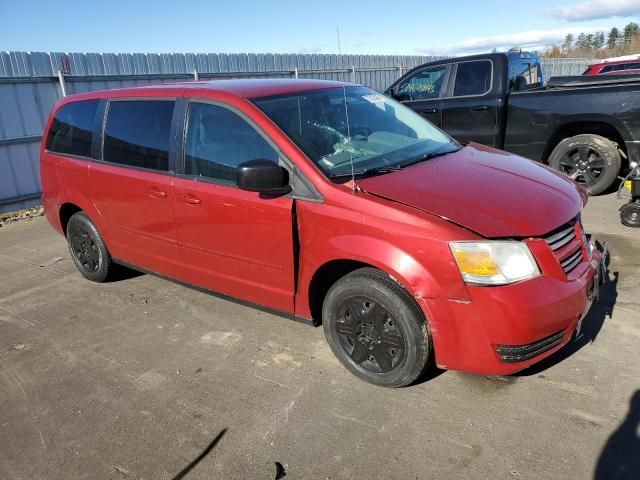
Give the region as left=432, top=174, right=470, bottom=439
left=358, top=143, right=586, bottom=238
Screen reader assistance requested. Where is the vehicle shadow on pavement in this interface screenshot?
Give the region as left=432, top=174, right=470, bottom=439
left=171, top=428, right=227, bottom=480
left=515, top=266, right=619, bottom=377
left=594, top=390, right=640, bottom=480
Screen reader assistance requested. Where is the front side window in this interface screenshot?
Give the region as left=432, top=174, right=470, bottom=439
left=453, top=60, right=492, bottom=97
left=46, top=100, right=99, bottom=157
left=396, top=66, right=448, bottom=101
left=253, top=86, right=458, bottom=180
left=184, top=103, right=279, bottom=183
left=103, top=101, right=174, bottom=171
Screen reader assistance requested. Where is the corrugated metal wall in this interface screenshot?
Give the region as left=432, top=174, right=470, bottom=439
left=0, top=51, right=591, bottom=213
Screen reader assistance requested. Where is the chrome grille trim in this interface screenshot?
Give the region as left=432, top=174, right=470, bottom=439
left=561, top=249, right=582, bottom=273
left=540, top=217, right=586, bottom=275
left=544, top=225, right=576, bottom=251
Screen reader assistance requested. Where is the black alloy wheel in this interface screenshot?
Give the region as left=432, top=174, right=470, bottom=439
left=322, top=268, right=432, bottom=387
left=66, top=212, right=114, bottom=282
left=68, top=221, right=101, bottom=274
left=334, top=297, right=405, bottom=374
left=549, top=134, right=621, bottom=195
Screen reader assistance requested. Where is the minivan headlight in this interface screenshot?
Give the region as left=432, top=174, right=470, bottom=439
left=449, top=241, right=540, bottom=285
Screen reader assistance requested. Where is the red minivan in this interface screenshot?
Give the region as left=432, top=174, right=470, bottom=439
left=41, top=79, right=605, bottom=387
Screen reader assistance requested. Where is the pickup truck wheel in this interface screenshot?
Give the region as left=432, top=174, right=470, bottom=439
left=322, top=268, right=431, bottom=388
left=67, top=212, right=113, bottom=282
left=548, top=134, right=621, bottom=195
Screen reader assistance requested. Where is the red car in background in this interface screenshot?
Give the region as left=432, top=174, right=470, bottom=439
left=583, top=58, right=640, bottom=75
left=40, top=79, right=606, bottom=387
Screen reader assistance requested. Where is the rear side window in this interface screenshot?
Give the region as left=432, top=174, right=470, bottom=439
left=46, top=100, right=99, bottom=157
left=103, top=101, right=174, bottom=171
left=453, top=60, right=492, bottom=96
left=184, top=102, right=278, bottom=183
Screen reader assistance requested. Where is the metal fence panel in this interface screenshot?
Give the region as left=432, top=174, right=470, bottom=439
left=0, top=51, right=592, bottom=212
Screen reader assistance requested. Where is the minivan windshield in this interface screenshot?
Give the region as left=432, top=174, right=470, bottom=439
left=252, top=86, right=459, bottom=180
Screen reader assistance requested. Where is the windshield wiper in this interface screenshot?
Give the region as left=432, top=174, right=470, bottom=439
left=396, top=147, right=460, bottom=169
left=329, top=165, right=401, bottom=180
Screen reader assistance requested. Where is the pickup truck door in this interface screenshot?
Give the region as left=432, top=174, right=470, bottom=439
left=387, top=64, right=451, bottom=128
left=440, top=59, right=501, bottom=147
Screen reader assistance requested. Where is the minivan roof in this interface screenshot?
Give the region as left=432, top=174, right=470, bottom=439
left=65, top=79, right=353, bottom=101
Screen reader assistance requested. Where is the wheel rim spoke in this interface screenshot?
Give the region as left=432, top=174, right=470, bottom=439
left=559, top=154, right=577, bottom=170
left=372, top=346, right=393, bottom=372
left=578, top=147, right=590, bottom=162
left=350, top=341, right=369, bottom=364
left=335, top=318, right=358, bottom=341
left=368, top=302, right=388, bottom=330
left=380, top=331, right=403, bottom=349
left=588, top=157, right=606, bottom=169
left=335, top=295, right=406, bottom=374
left=345, top=299, right=365, bottom=323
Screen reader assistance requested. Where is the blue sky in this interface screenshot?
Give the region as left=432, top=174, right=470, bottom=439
left=1, top=0, right=639, bottom=55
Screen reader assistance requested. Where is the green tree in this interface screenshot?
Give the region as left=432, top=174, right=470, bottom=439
left=576, top=33, right=587, bottom=48
left=623, top=22, right=640, bottom=43
left=596, top=32, right=605, bottom=49
left=607, top=27, right=620, bottom=49
left=586, top=33, right=594, bottom=48
left=562, top=33, right=574, bottom=52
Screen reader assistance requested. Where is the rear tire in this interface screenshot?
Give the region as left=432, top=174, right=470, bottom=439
left=548, top=134, right=621, bottom=195
left=66, top=212, right=113, bottom=282
left=322, top=268, right=432, bottom=388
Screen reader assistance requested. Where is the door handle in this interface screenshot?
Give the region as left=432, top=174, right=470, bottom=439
left=422, top=108, right=439, bottom=114
left=147, top=187, right=167, bottom=198
left=179, top=193, right=201, bottom=205
left=470, top=105, right=489, bottom=111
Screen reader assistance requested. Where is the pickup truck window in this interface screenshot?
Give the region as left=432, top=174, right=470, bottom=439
left=453, top=60, right=492, bottom=97
left=103, top=100, right=174, bottom=172
left=395, top=65, right=448, bottom=101
left=253, top=86, right=456, bottom=179
left=509, top=59, right=542, bottom=91
left=184, top=102, right=279, bottom=183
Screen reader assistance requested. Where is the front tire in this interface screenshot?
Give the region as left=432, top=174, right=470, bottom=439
left=322, top=268, right=432, bottom=388
left=66, top=212, right=113, bottom=282
left=548, top=134, right=621, bottom=195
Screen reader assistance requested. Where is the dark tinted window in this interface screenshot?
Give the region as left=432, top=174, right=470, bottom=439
left=103, top=101, right=174, bottom=171
left=509, top=60, right=542, bottom=91
left=623, top=62, right=640, bottom=70
left=453, top=60, right=492, bottom=96
left=396, top=65, right=448, bottom=101
left=600, top=65, right=614, bottom=73
left=184, top=103, right=278, bottom=183
left=46, top=100, right=99, bottom=157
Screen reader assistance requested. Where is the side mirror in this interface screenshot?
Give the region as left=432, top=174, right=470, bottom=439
left=236, top=159, right=290, bottom=194
left=384, top=87, right=395, bottom=98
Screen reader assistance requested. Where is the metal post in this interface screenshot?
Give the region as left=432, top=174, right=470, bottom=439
left=294, top=67, right=299, bottom=79
left=57, top=70, right=67, bottom=97
left=193, top=69, right=199, bottom=81
left=351, top=66, right=356, bottom=83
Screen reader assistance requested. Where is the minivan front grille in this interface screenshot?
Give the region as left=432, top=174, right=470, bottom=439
left=541, top=217, right=586, bottom=275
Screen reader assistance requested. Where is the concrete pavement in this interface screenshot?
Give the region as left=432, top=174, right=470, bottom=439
left=0, top=193, right=638, bottom=479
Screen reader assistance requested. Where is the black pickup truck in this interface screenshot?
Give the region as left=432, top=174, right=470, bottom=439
left=385, top=50, right=640, bottom=194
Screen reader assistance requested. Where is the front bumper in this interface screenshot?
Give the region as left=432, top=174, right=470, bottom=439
left=421, top=240, right=606, bottom=375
